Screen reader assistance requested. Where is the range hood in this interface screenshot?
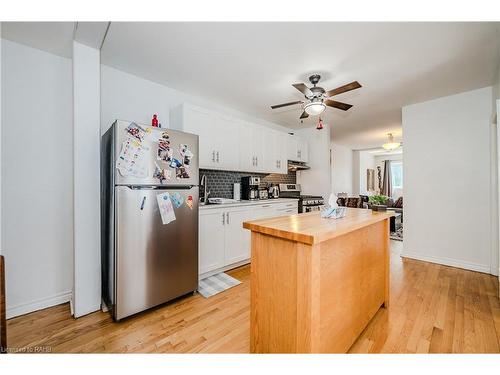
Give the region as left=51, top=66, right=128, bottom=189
left=288, top=160, right=311, bottom=171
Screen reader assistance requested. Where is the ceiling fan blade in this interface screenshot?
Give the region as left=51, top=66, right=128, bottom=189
left=270, top=100, right=303, bottom=109
left=326, top=81, right=362, bottom=97
left=324, top=99, right=353, bottom=111
left=292, top=83, right=313, bottom=97
left=300, top=111, right=309, bottom=119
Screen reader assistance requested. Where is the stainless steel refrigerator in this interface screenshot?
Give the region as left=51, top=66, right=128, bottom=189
left=101, top=120, right=199, bottom=321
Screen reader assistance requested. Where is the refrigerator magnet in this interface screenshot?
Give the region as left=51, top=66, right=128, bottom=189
left=125, top=122, right=146, bottom=142
left=171, top=192, right=184, bottom=208
left=153, top=163, right=167, bottom=184
left=156, top=192, right=176, bottom=225
left=186, top=195, right=193, bottom=210
left=176, top=165, right=190, bottom=179
left=169, top=158, right=182, bottom=169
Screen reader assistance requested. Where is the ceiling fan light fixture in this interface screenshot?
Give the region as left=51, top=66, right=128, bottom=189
left=304, top=100, right=326, bottom=116
left=382, top=133, right=401, bottom=151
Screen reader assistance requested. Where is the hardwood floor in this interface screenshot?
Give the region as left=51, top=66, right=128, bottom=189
left=6, top=241, right=500, bottom=353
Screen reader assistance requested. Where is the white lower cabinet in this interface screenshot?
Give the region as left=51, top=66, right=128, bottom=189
left=199, top=209, right=226, bottom=275
left=198, top=201, right=298, bottom=278
left=224, top=208, right=254, bottom=265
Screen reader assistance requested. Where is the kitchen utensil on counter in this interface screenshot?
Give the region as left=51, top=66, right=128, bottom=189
left=268, top=184, right=280, bottom=199
left=259, top=189, right=269, bottom=200
left=233, top=183, right=241, bottom=201
left=241, top=176, right=260, bottom=201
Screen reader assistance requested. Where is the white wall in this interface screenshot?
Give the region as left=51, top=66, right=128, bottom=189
left=295, top=125, right=332, bottom=200
left=331, top=143, right=353, bottom=196
left=1, top=40, right=73, bottom=317
left=73, top=41, right=101, bottom=317
left=403, top=86, right=494, bottom=274
left=352, top=150, right=375, bottom=196
left=101, top=65, right=291, bottom=135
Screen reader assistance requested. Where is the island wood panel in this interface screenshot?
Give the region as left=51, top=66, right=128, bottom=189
left=250, top=218, right=390, bottom=353
left=318, top=219, right=389, bottom=352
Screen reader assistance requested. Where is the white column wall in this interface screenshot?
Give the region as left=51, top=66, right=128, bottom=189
left=2, top=40, right=73, bottom=318
left=403, top=87, right=493, bottom=273
left=73, top=41, right=101, bottom=317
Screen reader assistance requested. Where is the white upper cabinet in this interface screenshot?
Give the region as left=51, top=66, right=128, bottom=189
left=171, top=103, right=303, bottom=173
left=298, top=137, right=308, bottom=162
left=239, top=122, right=264, bottom=173
left=170, top=104, right=217, bottom=168
left=214, top=114, right=240, bottom=171
left=263, top=129, right=287, bottom=174
left=287, top=134, right=308, bottom=163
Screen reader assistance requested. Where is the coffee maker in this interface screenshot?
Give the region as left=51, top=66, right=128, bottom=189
left=241, top=176, right=260, bottom=200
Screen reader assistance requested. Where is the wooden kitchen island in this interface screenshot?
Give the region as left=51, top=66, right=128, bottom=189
left=243, top=208, right=394, bottom=353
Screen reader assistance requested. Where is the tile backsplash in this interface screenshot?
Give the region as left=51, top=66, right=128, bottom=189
left=199, top=169, right=296, bottom=199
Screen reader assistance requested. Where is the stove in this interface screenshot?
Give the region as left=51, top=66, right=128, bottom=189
left=278, top=184, right=325, bottom=213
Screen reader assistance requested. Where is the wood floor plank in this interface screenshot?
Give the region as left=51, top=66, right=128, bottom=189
left=6, top=241, right=500, bottom=353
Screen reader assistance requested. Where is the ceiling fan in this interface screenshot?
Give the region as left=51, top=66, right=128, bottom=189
left=271, top=74, right=362, bottom=119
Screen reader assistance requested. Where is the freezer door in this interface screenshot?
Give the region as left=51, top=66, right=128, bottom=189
left=113, top=120, right=199, bottom=186
left=114, top=186, right=199, bottom=320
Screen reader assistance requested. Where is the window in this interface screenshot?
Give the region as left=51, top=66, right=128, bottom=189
left=391, top=161, right=403, bottom=189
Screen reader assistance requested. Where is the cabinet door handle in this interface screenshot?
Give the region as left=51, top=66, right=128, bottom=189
left=222, top=212, right=225, bottom=225
left=216, top=151, right=219, bottom=163
left=212, top=151, right=215, bottom=162
left=256, top=156, right=258, bottom=166
left=261, top=205, right=270, bottom=208
left=285, top=204, right=295, bottom=207
left=226, top=212, right=229, bottom=224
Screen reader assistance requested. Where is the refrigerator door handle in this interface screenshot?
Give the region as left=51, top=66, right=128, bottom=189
left=222, top=212, right=225, bottom=225
left=226, top=212, right=229, bottom=225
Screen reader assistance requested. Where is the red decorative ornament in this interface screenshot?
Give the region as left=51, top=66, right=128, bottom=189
left=316, top=117, right=324, bottom=130
left=152, top=114, right=159, bottom=127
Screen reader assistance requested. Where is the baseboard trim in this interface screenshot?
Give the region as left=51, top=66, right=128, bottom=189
left=199, top=259, right=250, bottom=281
left=6, top=290, right=72, bottom=319
left=401, top=251, right=491, bottom=274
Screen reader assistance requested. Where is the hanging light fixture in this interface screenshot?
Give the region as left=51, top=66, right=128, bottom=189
left=382, top=133, right=401, bottom=151
left=316, top=117, right=324, bottom=130
left=304, top=98, right=326, bottom=116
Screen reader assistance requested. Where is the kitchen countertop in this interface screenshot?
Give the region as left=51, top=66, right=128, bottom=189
left=243, top=207, right=394, bottom=245
left=199, top=198, right=298, bottom=210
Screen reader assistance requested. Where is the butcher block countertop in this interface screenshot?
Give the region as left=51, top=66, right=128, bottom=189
left=243, top=207, right=395, bottom=245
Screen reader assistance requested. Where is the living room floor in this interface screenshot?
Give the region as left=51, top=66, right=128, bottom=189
left=6, top=241, right=500, bottom=353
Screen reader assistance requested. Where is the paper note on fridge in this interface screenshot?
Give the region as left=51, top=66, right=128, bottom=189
left=116, top=138, right=150, bottom=178
left=156, top=192, right=176, bottom=225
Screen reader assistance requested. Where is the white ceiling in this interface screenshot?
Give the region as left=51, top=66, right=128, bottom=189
left=3, top=22, right=500, bottom=149
left=2, top=22, right=75, bottom=58
left=100, top=22, right=500, bottom=149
